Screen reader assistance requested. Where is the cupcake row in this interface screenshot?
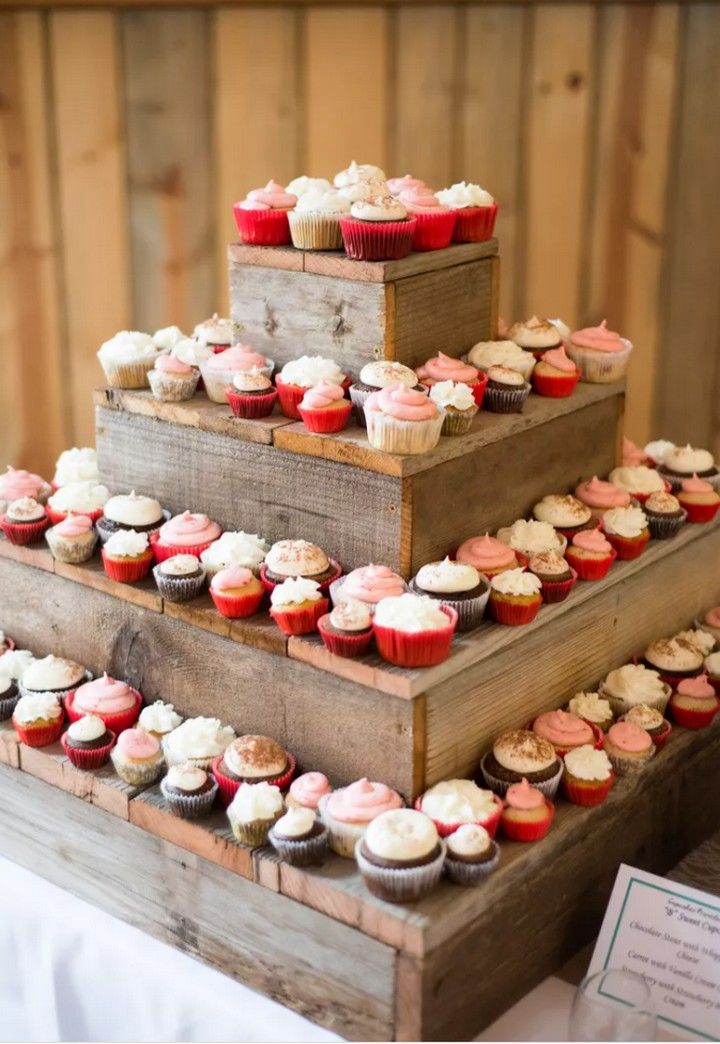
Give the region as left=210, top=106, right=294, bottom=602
left=234, top=163, right=497, bottom=259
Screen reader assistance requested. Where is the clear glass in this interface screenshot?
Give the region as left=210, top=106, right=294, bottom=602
left=569, top=968, right=658, bottom=1041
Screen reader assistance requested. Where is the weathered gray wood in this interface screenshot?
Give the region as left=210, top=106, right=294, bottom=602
left=0, top=765, right=395, bottom=1041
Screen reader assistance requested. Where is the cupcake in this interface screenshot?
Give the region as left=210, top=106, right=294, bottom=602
left=533, top=495, right=594, bottom=541
left=153, top=554, right=206, bottom=603
left=481, top=730, right=563, bottom=798
left=200, top=345, right=275, bottom=404
left=704, top=651, right=720, bottom=695
left=318, top=777, right=403, bottom=858
left=527, top=551, right=576, bottom=604
left=193, top=314, right=234, bottom=354
left=500, top=778, right=554, bottom=841
left=67, top=672, right=142, bottom=733
left=643, top=491, right=686, bottom=539
left=566, top=320, right=633, bottom=383
left=12, top=691, right=64, bottom=747
left=213, top=734, right=295, bottom=806
left=233, top=180, right=297, bottom=246
left=642, top=636, right=704, bottom=688
left=0, top=648, right=35, bottom=681
left=160, top=762, right=218, bottom=819
left=386, top=174, right=426, bottom=197
left=101, top=529, right=153, bottom=583
left=53, top=447, right=98, bottom=489
left=152, top=325, right=188, bottom=353
left=97, top=330, right=163, bottom=389
left=397, top=186, right=456, bottom=251
left=435, top=181, right=497, bottom=242
left=443, top=824, right=500, bottom=885
left=111, top=728, right=165, bottom=785
left=348, top=360, right=423, bottom=427
left=151, top=511, right=222, bottom=562
left=608, top=465, right=668, bottom=503
left=288, top=188, right=350, bottom=250
left=410, top=557, right=490, bottom=631
left=61, top=714, right=115, bottom=770
left=96, top=491, right=166, bottom=543
left=227, top=781, right=284, bottom=847
left=565, top=529, right=616, bottom=581
left=668, top=674, right=718, bottom=730
left=298, top=380, right=352, bottom=434
left=364, top=383, right=444, bottom=455
left=373, top=593, right=457, bottom=667
left=701, top=607, right=720, bottom=644
left=508, top=315, right=564, bottom=358
left=567, top=691, right=614, bottom=732
left=601, top=506, right=649, bottom=560
left=0, top=673, right=19, bottom=722
left=163, top=716, right=235, bottom=770
left=355, top=809, right=446, bottom=902
left=429, top=381, right=479, bottom=435
left=285, top=771, right=333, bottom=811
left=416, top=779, right=502, bottom=838
left=269, top=577, right=328, bottom=635
left=47, top=481, right=110, bottom=524
left=562, top=745, right=614, bottom=806
left=480, top=365, right=530, bottom=414
left=643, top=439, right=676, bottom=467
left=19, top=654, right=89, bottom=699
left=147, top=354, right=199, bottom=402
left=138, top=700, right=183, bottom=741
left=317, top=598, right=374, bottom=658
left=46, top=514, right=98, bottom=563
left=531, top=346, right=580, bottom=397
left=676, top=475, right=720, bottom=523
left=330, top=564, right=407, bottom=610
left=675, top=628, right=715, bottom=660
left=340, top=194, right=416, bottom=261
left=261, top=539, right=341, bottom=592
left=532, top=709, right=599, bottom=756
left=200, top=530, right=269, bottom=579
left=210, top=566, right=265, bottom=619
left=659, top=444, right=718, bottom=490
left=488, top=568, right=543, bottom=626
left=603, top=721, right=654, bottom=776
left=268, top=807, right=329, bottom=867
left=0, top=497, right=50, bottom=545
left=286, top=176, right=332, bottom=198
left=0, top=466, right=51, bottom=514
left=575, top=476, right=631, bottom=520
left=171, top=337, right=212, bottom=370
left=624, top=704, right=672, bottom=747
left=600, top=663, right=671, bottom=716
left=226, top=369, right=278, bottom=419
left=333, top=161, right=387, bottom=196
left=455, top=533, right=520, bottom=579
left=466, top=340, right=536, bottom=381
left=275, top=356, right=347, bottom=420
left=415, top=352, right=484, bottom=405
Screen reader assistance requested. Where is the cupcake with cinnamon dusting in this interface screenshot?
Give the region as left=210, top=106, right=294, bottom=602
left=643, top=491, right=687, bottom=540
left=481, top=729, right=563, bottom=797
left=533, top=494, right=594, bottom=539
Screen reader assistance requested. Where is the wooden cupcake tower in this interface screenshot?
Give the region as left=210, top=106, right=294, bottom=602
left=1, top=238, right=720, bottom=1040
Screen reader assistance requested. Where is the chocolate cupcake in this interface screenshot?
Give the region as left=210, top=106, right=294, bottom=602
left=481, top=730, right=563, bottom=797
left=219, top=735, right=289, bottom=784
left=61, top=713, right=115, bottom=770
left=152, top=553, right=206, bottom=603
left=527, top=551, right=577, bottom=604
left=261, top=539, right=340, bottom=590
left=317, top=599, right=374, bottom=658
left=349, top=361, right=426, bottom=427
left=96, top=491, right=167, bottom=544
left=19, top=654, right=90, bottom=698
left=482, top=365, right=531, bottom=414
left=642, top=636, right=704, bottom=685
left=659, top=444, right=719, bottom=489
left=624, top=704, right=670, bottom=741
left=532, top=494, right=594, bottom=538
left=410, top=557, right=490, bottom=631
left=444, top=823, right=500, bottom=886
left=0, top=674, right=19, bottom=721
left=643, top=491, right=687, bottom=540
left=355, top=809, right=446, bottom=903
left=268, top=806, right=329, bottom=866
left=160, top=762, right=218, bottom=819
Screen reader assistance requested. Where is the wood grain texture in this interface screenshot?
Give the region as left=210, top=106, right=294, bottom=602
left=49, top=10, right=131, bottom=445
left=0, top=721, right=19, bottom=769
left=0, top=765, right=395, bottom=1041
left=122, top=9, right=215, bottom=332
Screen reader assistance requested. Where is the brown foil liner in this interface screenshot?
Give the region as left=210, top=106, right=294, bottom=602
left=268, top=824, right=329, bottom=866
left=160, top=776, right=218, bottom=819
left=444, top=842, right=500, bottom=886
left=152, top=565, right=206, bottom=603
left=483, top=382, right=531, bottom=414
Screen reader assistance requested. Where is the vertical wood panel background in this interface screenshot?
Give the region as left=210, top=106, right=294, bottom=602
left=1, top=1, right=719, bottom=476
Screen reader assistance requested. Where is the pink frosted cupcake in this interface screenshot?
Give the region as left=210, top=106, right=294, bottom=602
left=151, top=511, right=222, bottom=562
left=435, top=182, right=497, bottom=242
left=200, top=345, right=274, bottom=403
left=603, top=721, right=654, bottom=776
left=319, top=777, right=403, bottom=858
left=46, top=513, right=98, bottom=564
left=386, top=174, right=427, bottom=197
left=233, top=180, right=297, bottom=245
left=297, top=380, right=352, bottom=434
left=415, top=352, right=486, bottom=407
left=669, top=674, right=718, bottom=730
left=565, top=529, right=617, bottom=581
left=148, top=355, right=199, bottom=402
left=397, top=186, right=456, bottom=251
left=566, top=320, right=633, bottom=384
left=286, top=771, right=333, bottom=811
left=329, top=563, right=407, bottom=611
left=575, top=476, right=631, bottom=520
left=531, top=345, right=580, bottom=397
left=532, top=709, right=601, bottom=757
left=622, top=437, right=652, bottom=467
left=66, top=672, right=142, bottom=734
left=0, top=466, right=51, bottom=514
left=111, top=727, right=165, bottom=785
left=364, top=383, right=444, bottom=455
left=455, top=533, right=520, bottom=579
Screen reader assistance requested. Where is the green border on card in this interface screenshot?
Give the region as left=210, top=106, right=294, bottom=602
left=600, top=876, right=720, bottom=1040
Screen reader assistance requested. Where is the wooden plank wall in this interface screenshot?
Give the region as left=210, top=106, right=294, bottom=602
left=1, top=3, right=719, bottom=477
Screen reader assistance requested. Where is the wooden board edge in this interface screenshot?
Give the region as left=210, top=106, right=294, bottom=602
left=0, top=538, right=55, bottom=572
left=287, top=636, right=414, bottom=700
left=53, top=558, right=163, bottom=613
left=0, top=721, right=20, bottom=768
left=17, top=741, right=142, bottom=819
left=394, top=953, right=424, bottom=1042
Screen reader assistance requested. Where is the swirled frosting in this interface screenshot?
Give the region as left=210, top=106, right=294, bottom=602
left=416, top=353, right=478, bottom=386
left=155, top=354, right=193, bottom=376
left=324, top=778, right=402, bottom=824
left=49, top=482, right=109, bottom=513
left=53, top=447, right=98, bottom=487
left=541, top=345, right=577, bottom=372
left=456, top=534, right=516, bottom=573
left=564, top=745, right=613, bottom=781
left=97, top=330, right=158, bottom=363
left=435, top=181, right=494, bottom=208
left=421, top=779, right=497, bottom=823
left=279, top=356, right=346, bottom=389
left=533, top=710, right=594, bottom=748
left=467, top=340, right=536, bottom=377
left=505, top=778, right=546, bottom=810
left=265, top=539, right=329, bottom=578
left=138, top=700, right=183, bottom=735
left=358, top=361, right=418, bottom=390
left=680, top=475, right=715, bottom=495
left=364, top=383, right=439, bottom=421
left=239, top=180, right=297, bottom=211
left=609, top=466, right=665, bottom=494
left=171, top=337, right=213, bottom=366
left=294, top=189, right=350, bottom=215
left=570, top=320, right=629, bottom=353
left=158, top=512, right=221, bottom=547
left=398, top=186, right=449, bottom=214
left=285, top=176, right=332, bottom=198
left=0, top=649, right=35, bottom=680
left=333, top=162, right=387, bottom=188
left=350, top=196, right=407, bottom=222
left=492, top=731, right=557, bottom=774
left=328, top=599, right=372, bottom=632
left=270, top=577, right=323, bottom=607
left=200, top=531, right=268, bottom=573
left=193, top=314, right=233, bottom=346
left=676, top=673, right=715, bottom=699
left=429, top=380, right=476, bottom=411
left=152, top=325, right=186, bottom=351
left=607, top=721, right=651, bottom=753
left=104, top=529, right=149, bottom=558
left=164, top=717, right=235, bottom=760
left=490, top=568, right=542, bottom=597
left=387, top=174, right=427, bottom=196
left=373, top=593, right=450, bottom=632
left=67, top=714, right=107, bottom=743
left=364, top=809, right=438, bottom=861
left=300, top=380, right=346, bottom=410
left=210, top=566, right=255, bottom=592
left=644, top=439, right=676, bottom=465
left=568, top=692, right=612, bottom=724
left=601, top=506, right=647, bottom=538
left=205, top=346, right=264, bottom=374
left=572, top=529, right=613, bottom=554
left=501, top=519, right=563, bottom=554
left=509, top=316, right=561, bottom=350
left=228, top=781, right=284, bottom=822
left=663, top=444, right=715, bottom=474
left=74, top=673, right=136, bottom=715
left=533, top=494, right=591, bottom=528
left=575, top=477, right=630, bottom=509
left=603, top=664, right=668, bottom=706
left=415, top=557, right=480, bottom=594
left=341, top=564, right=406, bottom=604
left=13, top=692, right=62, bottom=724
left=705, top=652, right=720, bottom=677
left=22, top=655, right=85, bottom=691
left=116, top=728, right=160, bottom=760
left=104, top=491, right=163, bottom=527
left=288, top=771, right=332, bottom=810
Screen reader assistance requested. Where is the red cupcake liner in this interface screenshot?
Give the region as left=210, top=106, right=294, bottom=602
left=270, top=598, right=329, bottom=635
left=500, top=800, right=555, bottom=842
left=210, top=586, right=265, bottom=619
left=565, top=546, right=617, bottom=581
left=275, top=377, right=306, bottom=420
left=298, top=400, right=352, bottom=434
left=149, top=531, right=218, bottom=564
left=531, top=368, right=580, bottom=398
left=12, top=715, right=64, bottom=748
left=47, top=506, right=104, bottom=525
left=373, top=605, right=457, bottom=667
left=603, top=529, right=650, bottom=561
left=260, top=559, right=342, bottom=596
left=226, top=387, right=278, bottom=419
left=101, top=547, right=154, bottom=582
left=489, top=593, right=542, bottom=626
left=0, top=514, right=50, bottom=546
left=678, top=499, right=720, bottom=524
left=562, top=772, right=614, bottom=807
left=471, top=371, right=489, bottom=409
left=340, top=216, right=417, bottom=262
left=61, top=729, right=116, bottom=770
left=410, top=210, right=457, bottom=252
left=233, top=205, right=291, bottom=246
left=211, top=751, right=297, bottom=807
left=451, top=204, right=498, bottom=243
left=65, top=688, right=142, bottom=733
left=539, top=568, right=578, bottom=604
left=630, top=481, right=672, bottom=504
left=668, top=698, right=718, bottom=730
left=529, top=718, right=604, bottom=758
left=414, top=793, right=503, bottom=839
left=317, top=615, right=374, bottom=658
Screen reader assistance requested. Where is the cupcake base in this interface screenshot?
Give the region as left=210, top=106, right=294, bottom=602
left=61, top=729, right=116, bottom=770
left=160, top=776, right=218, bottom=819
left=444, top=843, right=500, bottom=885
left=268, top=824, right=329, bottom=866
left=110, top=749, right=165, bottom=786
left=355, top=839, right=447, bottom=902
left=373, top=605, right=457, bottom=667
left=340, top=216, right=417, bottom=262
left=480, top=752, right=564, bottom=799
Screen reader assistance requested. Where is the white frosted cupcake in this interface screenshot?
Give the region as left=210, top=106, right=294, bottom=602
left=268, top=806, right=329, bottom=866
left=429, top=381, right=478, bottom=436
left=410, top=557, right=490, bottom=631
left=162, top=716, right=235, bottom=770
left=599, top=664, right=671, bottom=716
left=97, top=330, right=163, bottom=389
left=288, top=188, right=351, bottom=250
left=152, top=554, right=206, bottom=602
left=160, top=762, right=218, bottom=819
left=227, top=781, right=284, bottom=847
left=199, top=530, right=269, bottom=578
left=138, top=699, right=183, bottom=740
left=355, top=809, right=446, bottom=903
left=52, top=447, right=98, bottom=488
left=466, top=340, right=536, bottom=380
left=443, top=824, right=500, bottom=886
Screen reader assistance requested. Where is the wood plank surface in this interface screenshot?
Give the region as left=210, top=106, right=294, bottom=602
left=0, top=721, right=19, bottom=769
left=122, top=9, right=215, bottom=332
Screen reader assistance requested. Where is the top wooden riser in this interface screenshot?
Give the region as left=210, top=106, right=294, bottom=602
left=228, top=240, right=499, bottom=373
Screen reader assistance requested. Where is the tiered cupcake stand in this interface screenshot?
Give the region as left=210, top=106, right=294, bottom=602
left=1, top=237, right=719, bottom=1041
